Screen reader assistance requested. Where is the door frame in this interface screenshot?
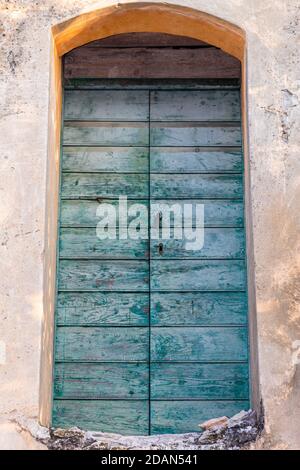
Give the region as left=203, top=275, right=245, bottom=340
left=40, top=1, right=260, bottom=428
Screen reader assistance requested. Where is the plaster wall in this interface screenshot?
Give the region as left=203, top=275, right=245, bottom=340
left=0, top=0, right=299, bottom=449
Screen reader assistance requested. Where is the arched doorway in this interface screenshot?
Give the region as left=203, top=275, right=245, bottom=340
left=41, top=2, right=259, bottom=435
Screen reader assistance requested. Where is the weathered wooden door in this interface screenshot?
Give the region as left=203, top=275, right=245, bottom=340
left=53, top=79, right=249, bottom=435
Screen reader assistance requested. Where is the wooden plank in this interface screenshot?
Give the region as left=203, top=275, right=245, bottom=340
left=59, top=261, right=245, bottom=292
left=150, top=147, right=242, bottom=173
left=83, top=33, right=209, bottom=48
left=64, top=47, right=241, bottom=79
left=150, top=228, right=245, bottom=259
left=61, top=173, right=149, bottom=199
left=62, top=147, right=148, bottom=173
left=63, top=122, right=148, bottom=146
left=59, top=228, right=149, bottom=259
left=53, top=400, right=148, bottom=435
left=60, top=199, right=149, bottom=227
left=151, top=363, right=249, bottom=399
left=151, top=90, right=240, bottom=121
left=150, top=292, right=247, bottom=326
left=150, top=122, right=241, bottom=146
left=150, top=174, right=243, bottom=199
left=55, top=326, right=149, bottom=362
left=58, top=260, right=149, bottom=291
left=56, top=292, right=149, bottom=326
left=65, top=78, right=241, bottom=90
left=151, top=326, right=248, bottom=361
left=64, top=90, right=149, bottom=121
left=54, top=363, right=148, bottom=399
left=151, top=199, right=244, bottom=227
left=60, top=228, right=245, bottom=260
left=151, top=326, right=248, bottom=362
left=60, top=199, right=244, bottom=227
left=150, top=260, right=246, bottom=291
left=151, top=400, right=249, bottom=434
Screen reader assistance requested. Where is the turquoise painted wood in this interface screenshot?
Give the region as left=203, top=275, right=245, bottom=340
left=53, top=400, right=149, bottom=435
left=58, top=259, right=149, bottom=291
left=63, top=147, right=149, bottom=173
left=151, top=326, right=248, bottom=362
left=150, top=147, right=242, bottom=173
left=54, top=362, right=248, bottom=400
left=150, top=260, right=246, bottom=291
left=63, top=146, right=242, bottom=174
left=60, top=198, right=244, bottom=227
left=53, top=80, right=249, bottom=436
left=64, top=90, right=149, bottom=121
left=150, top=228, right=245, bottom=259
left=60, top=228, right=149, bottom=259
left=150, top=174, right=243, bottom=199
left=151, top=363, right=249, bottom=399
left=63, top=122, right=148, bottom=146
left=62, top=173, right=243, bottom=199
left=61, top=173, right=149, bottom=199
left=150, top=123, right=241, bottom=147
left=150, top=292, right=247, bottom=326
left=56, top=292, right=149, bottom=326
left=60, top=199, right=149, bottom=227
left=55, top=326, right=149, bottom=362
left=54, top=363, right=149, bottom=398
left=150, top=90, right=241, bottom=121
left=60, top=228, right=244, bottom=259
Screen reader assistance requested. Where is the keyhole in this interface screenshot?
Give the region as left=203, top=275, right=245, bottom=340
left=159, top=212, right=162, bottom=226
left=158, top=243, right=164, bottom=256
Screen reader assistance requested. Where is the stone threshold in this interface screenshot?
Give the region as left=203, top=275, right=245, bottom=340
left=12, top=409, right=263, bottom=450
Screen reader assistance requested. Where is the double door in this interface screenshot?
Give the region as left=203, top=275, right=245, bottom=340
left=53, top=80, right=249, bottom=435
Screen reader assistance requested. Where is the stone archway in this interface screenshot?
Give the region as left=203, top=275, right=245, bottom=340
left=41, top=2, right=258, bottom=429
left=52, top=3, right=245, bottom=59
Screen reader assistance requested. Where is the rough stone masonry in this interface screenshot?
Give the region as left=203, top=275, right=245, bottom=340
left=14, top=410, right=262, bottom=450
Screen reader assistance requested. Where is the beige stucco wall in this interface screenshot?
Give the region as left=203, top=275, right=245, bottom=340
left=0, top=0, right=299, bottom=450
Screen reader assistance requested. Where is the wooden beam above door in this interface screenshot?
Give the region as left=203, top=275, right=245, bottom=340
left=64, top=33, right=241, bottom=80
left=82, top=32, right=210, bottom=48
